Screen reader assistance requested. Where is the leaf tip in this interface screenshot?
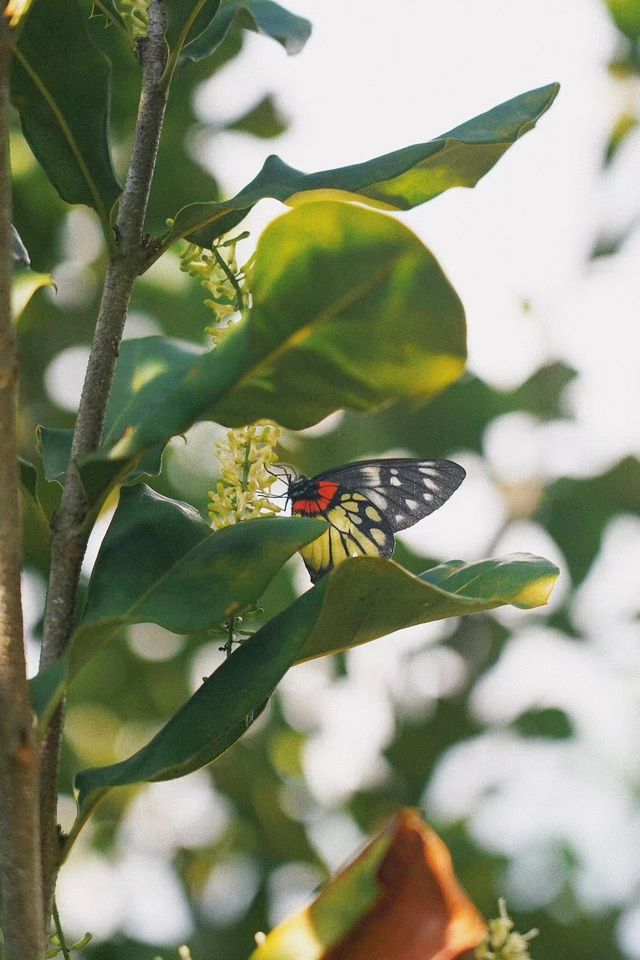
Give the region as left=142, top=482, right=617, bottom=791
left=512, top=570, right=559, bottom=609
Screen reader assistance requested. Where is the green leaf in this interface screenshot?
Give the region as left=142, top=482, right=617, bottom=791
left=38, top=337, right=196, bottom=501
left=225, top=93, right=289, bottom=139
left=73, top=550, right=557, bottom=811
left=12, top=270, right=56, bottom=325
left=11, top=0, right=121, bottom=224
left=604, top=110, right=638, bottom=167
left=166, top=0, right=222, bottom=64
left=19, top=457, right=38, bottom=499
left=19, top=457, right=51, bottom=573
left=68, top=484, right=327, bottom=676
left=74, top=583, right=321, bottom=811
left=38, top=426, right=72, bottom=486
left=161, top=83, right=559, bottom=249
left=536, top=455, right=640, bottom=585
left=181, top=0, right=311, bottom=64
left=108, top=202, right=466, bottom=469
left=296, top=552, right=559, bottom=663
left=605, top=0, right=640, bottom=40
left=30, top=659, right=67, bottom=735
left=513, top=707, right=574, bottom=740
left=11, top=224, right=30, bottom=265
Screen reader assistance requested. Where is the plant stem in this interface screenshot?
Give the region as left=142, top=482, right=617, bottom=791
left=38, top=0, right=169, bottom=926
left=51, top=899, right=71, bottom=960
left=0, top=9, right=46, bottom=960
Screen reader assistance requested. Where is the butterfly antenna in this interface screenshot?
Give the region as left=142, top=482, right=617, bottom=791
left=264, top=463, right=295, bottom=501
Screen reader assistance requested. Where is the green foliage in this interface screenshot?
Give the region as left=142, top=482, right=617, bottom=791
left=74, top=583, right=322, bottom=809
left=225, top=93, right=289, bottom=139
left=512, top=707, right=574, bottom=740
left=605, top=0, right=640, bottom=39
left=84, top=202, right=466, bottom=494
left=162, top=83, right=559, bottom=248
left=181, top=0, right=312, bottom=64
left=6, top=0, right=592, bottom=956
left=166, top=0, right=222, bottom=55
left=11, top=0, right=121, bottom=226
left=73, top=549, right=555, bottom=811
left=297, top=554, right=557, bottom=662
left=11, top=268, right=55, bottom=324
left=92, top=0, right=127, bottom=32
left=70, top=485, right=327, bottom=674
left=537, top=456, right=640, bottom=584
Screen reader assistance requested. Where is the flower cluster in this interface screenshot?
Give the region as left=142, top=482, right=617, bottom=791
left=208, top=423, right=282, bottom=530
left=117, top=0, right=149, bottom=39
left=475, top=899, right=538, bottom=960
left=179, top=235, right=252, bottom=345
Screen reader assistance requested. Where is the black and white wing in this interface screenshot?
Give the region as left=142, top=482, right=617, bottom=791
left=314, top=458, right=465, bottom=533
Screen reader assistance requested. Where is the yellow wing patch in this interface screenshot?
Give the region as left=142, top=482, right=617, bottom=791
left=298, top=501, right=394, bottom=583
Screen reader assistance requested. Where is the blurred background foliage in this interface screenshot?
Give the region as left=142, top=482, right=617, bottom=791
left=11, top=0, right=640, bottom=958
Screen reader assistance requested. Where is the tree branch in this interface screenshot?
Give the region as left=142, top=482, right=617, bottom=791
left=0, top=9, right=45, bottom=960
left=38, top=0, right=169, bottom=924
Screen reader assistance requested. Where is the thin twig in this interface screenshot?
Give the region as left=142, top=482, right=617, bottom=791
left=38, top=0, right=169, bottom=925
left=52, top=898, right=71, bottom=960
left=0, top=8, right=46, bottom=960
left=211, top=243, right=244, bottom=309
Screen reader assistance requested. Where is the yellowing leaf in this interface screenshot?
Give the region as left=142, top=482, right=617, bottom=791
left=250, top=810, right=487, bottom=960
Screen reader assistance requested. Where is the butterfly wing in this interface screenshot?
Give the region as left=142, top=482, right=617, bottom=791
left=314, top=458, right=466, bottom=532
left=295, top=489, right=396, bottom=584
left=291, top=458, right=465, bottom=583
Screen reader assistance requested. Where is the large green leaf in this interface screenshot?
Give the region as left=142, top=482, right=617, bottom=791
left=68, top=484, right=327, bottom=676
left=296, top=552, right=559, bottom=662
left=73, top=550, right=556, bottom=813
left=74, top=583, right=321, bottom=812
left=158, top=83, right=559, bottom=251
left=291, top=361, right=577, bottom=473
left=181, top=0, right=311, bottom=64
left=11, top=0, right=121, bottom=224
left=106, top=202, right=466, bottom=471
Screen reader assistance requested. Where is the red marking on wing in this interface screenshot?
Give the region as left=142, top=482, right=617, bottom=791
left=293, top=480, right=339, bottom=515
left=293, top=498, right=323, bottom=514
left=317, top=480, right=339, bottom=501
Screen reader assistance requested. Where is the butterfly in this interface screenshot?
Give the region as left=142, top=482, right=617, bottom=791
left=288, top=458, right=465, bottom=583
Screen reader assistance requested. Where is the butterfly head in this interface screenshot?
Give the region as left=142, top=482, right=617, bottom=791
left=287, top=474, right=311, bottom=500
